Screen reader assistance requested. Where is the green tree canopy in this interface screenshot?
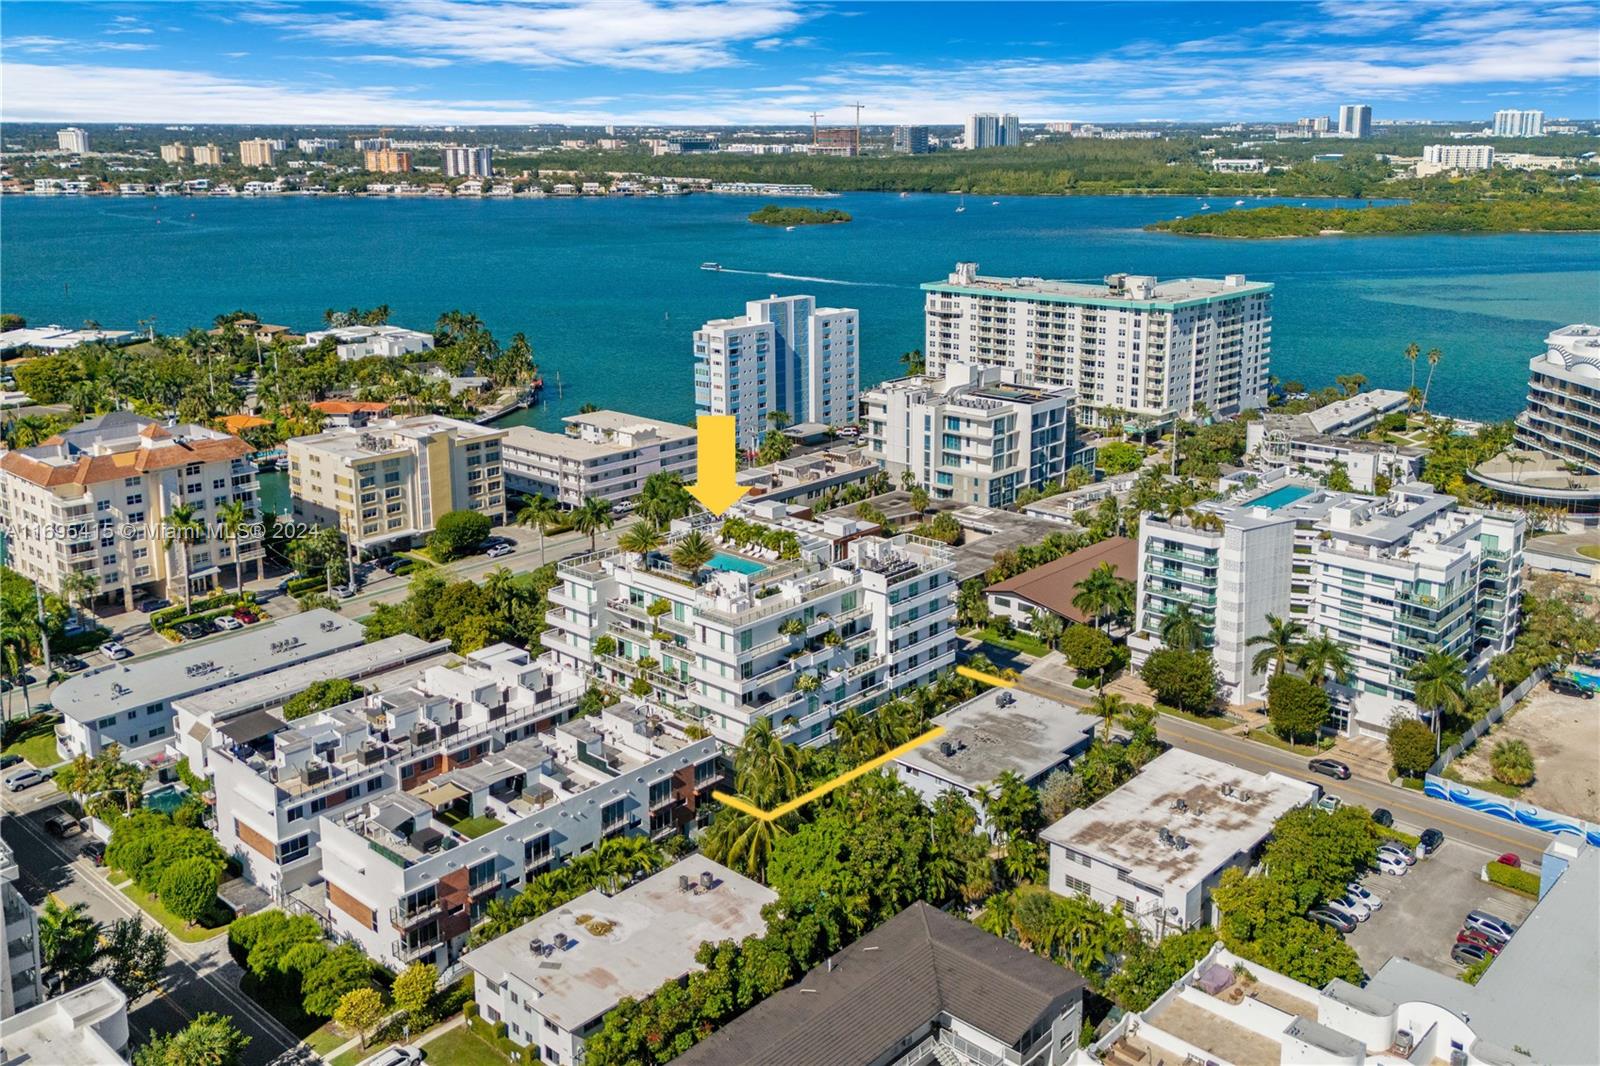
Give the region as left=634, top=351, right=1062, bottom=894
left=283, top=678, right=366, bottom=720
left=159, top=857, right=220, bottom=927
left=1266, top=672, right=1331, bottom=743
left=428, top=508, right=492, bottom=561
left=1140, top=648, right=1219, bottom=713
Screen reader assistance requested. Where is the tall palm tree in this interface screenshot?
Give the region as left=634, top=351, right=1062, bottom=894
left=38, top=898, right=102, bottom=992
left=572, top=497, right=615, bottom=553
left=1159, top=602, right=1206, bottom=653
left=162, top=502, right=205, bottom=611
left=60, top=571, right=99, bottom=624
left=670, top=530, right=715, bottom=574
left=1246, top=613, right=1307, bottom=677
left=732, top=717, right=800, bottom=808
left=1297, top=634, right=1354, bottom=687
left=1420, top=347, right=1442, bottom=415
left=1028, top=609, right=1065, bottom=653
left=1403, top=342, right=1420, bottom=403
left=700, top=807, right=789, bottom=883
left=636, top=473, right=692, bottom=529
left=1409, top=648, right=1467, bottom=755
left=908, top=486, right=930, bottom=516
left=830, top=707, right=880, bottom=765
left=514, top=493, right=560, bottom=564
left=1072, top=563, right=1133, bottom=632
left=216, top=498, right=254, bottom=593
left=617, top=521, right=664, bottom=556
left=1089, top=691, right=1128, bottom=741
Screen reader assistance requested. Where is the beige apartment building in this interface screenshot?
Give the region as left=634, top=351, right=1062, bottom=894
left=160, top=143, right=190, bottom=164
left=0, top=412, right=262, bottom=610
left=364, top=148, right=413, bottom=173
left=190, top=144, right=224, bottom=165
left=288, top=416, right=505, bottom=552
left=239, top=139, right=277, bottom=167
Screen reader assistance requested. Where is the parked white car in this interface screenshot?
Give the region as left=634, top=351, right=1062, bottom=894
left=1346, top=882, right=1382, bottom=910
left=1377, top=852, right=1409, bottom=876
left=1326, top=895, right=1371, bottom=923
left=213, top=616, right=244, bottom=631
left=100, top=641, right=132, bottom=660
left=1378, top=842, right=1417, bottom=866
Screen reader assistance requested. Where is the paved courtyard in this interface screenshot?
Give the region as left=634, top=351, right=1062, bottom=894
left=1452, top=684, right=1600, bottom=823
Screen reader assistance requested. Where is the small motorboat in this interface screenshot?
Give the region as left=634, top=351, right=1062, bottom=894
left=1234, top=199, right=1245, bottom=206
left=700, top=262, right=722, bottom=271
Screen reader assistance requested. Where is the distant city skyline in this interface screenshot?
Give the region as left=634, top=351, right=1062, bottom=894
left=2, top=0, right=1596, bottom=126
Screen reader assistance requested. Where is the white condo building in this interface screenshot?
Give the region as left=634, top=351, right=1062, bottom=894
left=1, top=841, right=41, bottom=1019
left=0, top=978, right=127, bottom=1062
left=1420, top=144, right=1495, bottom=172
left=1132, top=481, right=1523, bottom=736
left=500, top=410, right=696, bottom=509
left=0, top=412, right=263, bottom=611
left=1492, top=109, right=1544, bottom=137
left=56, top=127, right=89, bottom=153
left=963, top=113, right=1021, bottom=149
left=442, top=145, right=493, bottom=178
left=694, top=295, right=859, bottom=450
left=302, top=324, right=435, bottom=361
left=543, top=505, right=958, bottom=744
left=923, top=264, right=1272, bottom=429
left=861, top=361, right=1076, bottom=506
left=1337, top=104, right=1372, bottom=138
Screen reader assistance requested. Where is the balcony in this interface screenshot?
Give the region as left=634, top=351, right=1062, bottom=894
left=469, top=877, right=502, bottom=899
left=391, top=938, right=440, bottom=963
left=1146, top=544, right=1219, bottom=567
left=389, top=900, right=443, bottom=929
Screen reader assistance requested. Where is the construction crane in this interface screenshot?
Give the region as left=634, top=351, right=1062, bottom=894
left=850, top=102, right=865, bottom=155
left=809, top=111, right=824, bottom=146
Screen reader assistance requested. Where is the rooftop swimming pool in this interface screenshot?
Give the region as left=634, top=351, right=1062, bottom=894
left=707, top=551, right=767, bottom=575
left=1248, top=485, right=1316, bottom=510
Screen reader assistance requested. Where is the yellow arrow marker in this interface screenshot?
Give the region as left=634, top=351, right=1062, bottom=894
left=956, top=664, right=1016, bottom=689
left=713, top=725, right=945, bottom=822
left=687, top=414, right=750, bottom=516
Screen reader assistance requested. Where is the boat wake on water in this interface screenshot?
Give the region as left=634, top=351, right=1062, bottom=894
left=711, top=266, right=908, bottom=288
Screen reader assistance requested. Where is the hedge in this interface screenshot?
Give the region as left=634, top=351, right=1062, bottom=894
left=286, top=575, right=327, bottom=596
left=1380, top=826, right=1421, bottom=849
left=1487, top=861, right=1539, bottom=898
left=152, top=592, right=243, bottom=628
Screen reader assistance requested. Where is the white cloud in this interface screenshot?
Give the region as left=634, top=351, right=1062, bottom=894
left=241, top=0, right=809, bottom=71
left=333, top=54, right=454, bottom=68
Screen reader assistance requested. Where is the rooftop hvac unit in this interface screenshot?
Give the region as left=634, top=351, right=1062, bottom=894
left=939, top=740, right=956, bottom=757
left=1174, top=836, right=1190, bottom=851
left=1394, top=1031, right=1414, bottom=1056
left=680, top=875, right=692, bottom=892
left=699, top=870, right=715, bottom=890
left=528, top=937, right=543, bottom=954
left=996, top=691, right=1016, bottom=707
left=553, top=932, right=570, bottom=950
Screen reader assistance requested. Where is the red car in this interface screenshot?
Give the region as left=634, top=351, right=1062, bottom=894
left=1496, top=853, right=1521, bottom=868
left=1456, top=929, right=1504, bottom=955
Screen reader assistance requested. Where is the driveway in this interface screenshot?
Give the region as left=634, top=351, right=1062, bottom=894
left=1344, top=835, right=1537, bottom=981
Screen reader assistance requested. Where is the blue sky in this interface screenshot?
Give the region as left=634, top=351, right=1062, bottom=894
left=3, top=1, right=1596, bottom=125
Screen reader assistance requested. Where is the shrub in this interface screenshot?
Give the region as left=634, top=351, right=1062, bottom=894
left=1486, top=860, right=1539, bottom=897
left=1141, top=648, right=1220, bottom=714
left=152, top=592, right=241, bottom=628
left=1489, top=739, right=1535, bottom=786
left=285, top=575, right=326, bottom=596
left=463, top=998, right=478, bottom=1019
left=1266, top=673, right=1330, bottom=743
left=429, top=509, right=492, bottom=561
left=1386, top=718, right=1436, bottom=777
left=159, top=857, right=220, bottom=926
left=283, top=678, right=366, bottom=720
left=1060, top=624, right=1115, bottom=680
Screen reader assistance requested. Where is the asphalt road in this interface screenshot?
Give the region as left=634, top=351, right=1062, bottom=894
left=2, top=802, right=315, bottom=1066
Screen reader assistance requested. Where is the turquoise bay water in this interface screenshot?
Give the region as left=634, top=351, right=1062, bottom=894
left=3, top=193, right=1596, bottom=430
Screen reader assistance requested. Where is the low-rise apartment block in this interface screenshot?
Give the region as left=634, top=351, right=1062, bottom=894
left=302, top=324, right=435, bottom=361
left=694, top=295, right=859, bottom=451
left=1132, top=481, right=1523, bottom=732
left=1246, top=431, right=1423, bottom=492
left=288, top=416, right=505, bottom=552
left=543, top=505, right=958, bottom=744
left=0, top=977, right=127, bottom=1062
left=1, top=841, right=42, bottom=1019
left=736, top=447, right=880, bottom=507
left=923, top=263, right=1273, bottom=429
left=51, top=609, right=365, bottom=759
left=1043, top=748, right=1317, bottom=939
left=500, top=410, right=695, bottom=509
left=465, top=858, right=774, bottom=1066
left=862, top=361, right=1075, bottom=506
left=0, top=411, right=263, bottom=611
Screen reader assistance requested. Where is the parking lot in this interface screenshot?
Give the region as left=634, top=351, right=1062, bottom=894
left=1345, top=834, right=1537, bottom=979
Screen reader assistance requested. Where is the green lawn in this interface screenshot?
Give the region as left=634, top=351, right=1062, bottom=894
left=1442, top=768, right=1524, bottom=799
left=1244, top=730, right=1327, bottom=757
left=438, top=810, right=506, bottom=839
left=417, top=1027, right=512, bottom=1066
left=970, top=628, right=1052, bottom=658
left=1578, top=544, right=1600, bottom=561
left=1154, top=704, right=1236, bottom=731
left=4, top=729, right=62, bottom=769
left=305, top=1022, right=349, bottom=1058
left=119, top=882, right=231, bottom=943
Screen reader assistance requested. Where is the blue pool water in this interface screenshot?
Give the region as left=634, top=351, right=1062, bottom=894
left=1249, top=485, right=1317, bottom=510
left=707, top=551, right=767, bottom=575
left=144, top=785, right=187, bottom=814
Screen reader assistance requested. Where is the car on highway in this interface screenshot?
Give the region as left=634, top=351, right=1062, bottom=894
left=1370, top=808, right=1393, bottom=828
left=1549, top=676, right=1594, bottom=699
left=1325, top=895, right=1371, bottom=923
left=1451, top=942, right=1492, bottom=967
left=136, top=598, right=171, bottom=614
left=1345, top=882, right=1382, bottom=910
left=1307, top=758, right=1351, bottom=780
left=100, top=640, right=132, bottom=661
left=1463, top=910, right=1517, bottom=944
left=1495, top=852, right=1521, bottom=868
left=486, top=543, right=515, bottom=559
left=1456, top=929, right=1505, bottom=956
left=5, top=768, right=46, bottom=792
left=1376, top=853, right=1409, bottom=877
left=1378, top=842, right=1417, bottom=866
left=213, top=616, right=244, bottom=632
left=1308, top=907, right=1357, bottom=933
left=1418, top=828, right=1445, bottom=856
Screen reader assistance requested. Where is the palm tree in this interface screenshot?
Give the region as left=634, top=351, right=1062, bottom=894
left=571, top=497, right=615, bottom=553
left=1420, top=347, right=1442, bottom=415
left=1028, top=609, right=1065, bottom=653
left=900, top=469, right=917, bottom=491
left=1246, top=613, right=1307, bottom=677
left=766, top=410, right=792, bottom=433
left=617, top=521, right=664, bottom=557
left=830, top=707, right=880, bottom=765
left=1072, top=563, right=1133, bottom=632
left=733, top=717, right=800, bottom=807
left=38, top=898, right=102, bottom=992
left=669, top=530, right=715, bottom=574
left=217, top=498, right=254, bottom=593
left=514, top=493, right=560, bottom=564
left=162, top=502, right=205, bottom=611
left=1297, top=634, right=1353, bottom=687
left=701, top=807, right=789, bottom=883
left=1409, top=648, right=1467, bottom=756
left=899, top=348, right=925, bottom=375
left=1159, top=602, right=1206, bottom=653
left=1403, top=342, right=1420, bottom=404
left=908, top=486, right=930, bottom=516
left=636, top=473, right=692, bottom=529
left=60, top=571, right=99, bottom=624
left=1089, top=691, right=1128, bottom=740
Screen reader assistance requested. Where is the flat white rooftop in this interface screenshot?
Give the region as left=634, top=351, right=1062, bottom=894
left=53, top=609, right=366, bottom=723
left=462, top=857, right=774, bottom=1032
left=894, top=688, right=1097, bottom=791
left=0, top=977, right=126, bottom=1065
left=1041, top=748, right=1316, bottom=893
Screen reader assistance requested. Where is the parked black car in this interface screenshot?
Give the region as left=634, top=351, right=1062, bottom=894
left=1371, top=808, right=1394, bottom=828
left=1308, top=758, right=1352, bottom=780
left=176, top=620, right=214, bottom=640
left=56, top=655, right=88, bottom=673
left=1549, top=676, right=1594, bottom=699
left=137, top=598, right=171, bottom=614
left=1451, top=942, right=1492, bottom=967
left=1419, top=828, right=1446, bottom=856
left=1308, top=907, right=1357, bottom=933
left=82, top=841, right=106, bottom=866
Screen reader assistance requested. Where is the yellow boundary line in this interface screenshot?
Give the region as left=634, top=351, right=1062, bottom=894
left=956, top=665, right=1016, bottom=689
left=712, top=725, right=946, bottom=822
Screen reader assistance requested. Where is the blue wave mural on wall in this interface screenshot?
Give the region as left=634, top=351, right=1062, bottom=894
left=1426, top=776, right=1600, bottom=847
